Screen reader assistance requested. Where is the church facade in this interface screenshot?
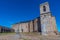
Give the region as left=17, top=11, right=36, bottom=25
left=40, top=2, right=57, bottom=35
left=12, top=2, right=57, bottom=35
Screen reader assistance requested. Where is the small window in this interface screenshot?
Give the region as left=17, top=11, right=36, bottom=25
left=43, top=6, right=46, bottom=12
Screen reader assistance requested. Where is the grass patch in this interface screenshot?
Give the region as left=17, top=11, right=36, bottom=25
left=0, top=32, right=16, bottom=35
left=20, top=32, right=41, bottom=36
left=23, top=38, right=31, bottom=40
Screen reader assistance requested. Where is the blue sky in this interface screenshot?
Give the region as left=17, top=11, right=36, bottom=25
left=0, top=0, right=60, bottom=32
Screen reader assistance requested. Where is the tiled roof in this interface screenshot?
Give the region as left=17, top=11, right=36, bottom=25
left=0, top=25, right=11, bottom=29
left=13, top=16, right=40, bottom=25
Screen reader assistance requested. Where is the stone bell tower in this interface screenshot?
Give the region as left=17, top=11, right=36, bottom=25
left=40, top=2, right=57, bottom=35
left=40, top=2, right=50, bottom=14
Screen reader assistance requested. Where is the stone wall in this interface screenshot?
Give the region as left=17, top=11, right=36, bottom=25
left=12, top=24, right=19, bottom=32
left=33, top=19, right=38, bottom=32
left=13, top=23, right=29, bottom=32
left=51, top=17, right=58, bottom=34
left=29, top=21, right=33, bottom=32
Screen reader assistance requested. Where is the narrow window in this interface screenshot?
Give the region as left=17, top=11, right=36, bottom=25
left=43, top=6, right=46, bottom=12
left=21, top=29, right=23, bottom=32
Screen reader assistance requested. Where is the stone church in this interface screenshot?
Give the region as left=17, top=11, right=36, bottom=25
left=12, top=2, right=57, bottom=35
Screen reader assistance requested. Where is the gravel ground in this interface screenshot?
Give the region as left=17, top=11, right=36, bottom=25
left=0, top=34, right=60, bottom=40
